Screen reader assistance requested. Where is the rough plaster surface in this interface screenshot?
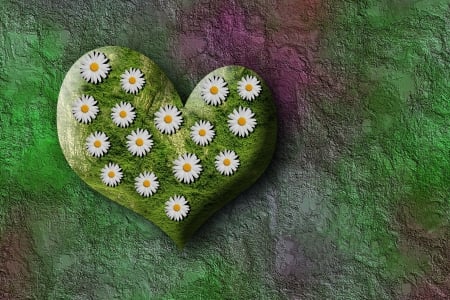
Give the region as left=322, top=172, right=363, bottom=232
left=0, top=0, right=449, bottom=299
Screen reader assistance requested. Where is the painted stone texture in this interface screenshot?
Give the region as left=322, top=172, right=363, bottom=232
left=0, top=0, right=448, bottom=299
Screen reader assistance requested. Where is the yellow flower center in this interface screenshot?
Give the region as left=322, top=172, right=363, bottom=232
left=210, top=86, right=219, bottom=95
left=135, top=138, right=144, bottom=146
left=245, top=84, right=253, bottom=91
left=81, top=104, right=89, bottom=113
left=128, top=76, right=136, bottom=84
left=164, top=115, right=173, bottom=124
left=173, top=204, right=181, bottom=212
left=143, top=180, right=151, bottom=187
left=198, top=129, right=206, bottom=136
left=90, top=62, right=99, bottom=72
left=223, top=158, right=231, bottom=166
left=119, top=110, right=127, bottom=118
left=93, top=140, right=102, bottom=148
left=238, top=117, right=247, bottom=126
left=183, top=163, right=192, bottom=172
left=108, top=171, right=115, bottom=178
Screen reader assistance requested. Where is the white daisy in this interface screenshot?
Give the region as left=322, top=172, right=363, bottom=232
left=100, top=163, right=123, bottom=187
left=190, top=120, right=215, bottom=146
left=227, top=106, right=257, bottom=138
left=172, top=153, right=202, bottom=184
left=126, top=128, right=153, bottom=157
left=71, top=95, right=99, bottom=124
left=134, top=172, right=159, bottom=197
left=85, top=132, right=110, bottom=157
left=215, top=150, right=240, bottom=176
left=165, top=195, right=190, bottom=221
left=154, top=105, right=183, bottom=135
left=120, top=68, right=145, bottom=94
left=111, top=102, right=136, bottom=127
left=237, top=75, right=262, bottom=101
left=200, top=76, right=229, bottom=106
left=80, top=51, right=110, bottom=84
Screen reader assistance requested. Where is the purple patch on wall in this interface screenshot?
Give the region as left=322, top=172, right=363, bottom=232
left=173, top=0, right=330, bottom=134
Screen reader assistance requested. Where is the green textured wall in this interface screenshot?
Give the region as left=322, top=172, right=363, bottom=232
left=0, top=0, right=449, bottom=299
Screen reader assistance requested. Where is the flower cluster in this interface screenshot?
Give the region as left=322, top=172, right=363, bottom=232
left=200, top=74, right=262, bottom=104
left=100, top=161, right=191, bottom=221
left=75, top=51, right=265, bottom=222
left=199, top=75, right=260, bottom=138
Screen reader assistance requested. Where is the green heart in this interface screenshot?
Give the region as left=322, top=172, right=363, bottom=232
left=57, top=46, right=277, bottom=247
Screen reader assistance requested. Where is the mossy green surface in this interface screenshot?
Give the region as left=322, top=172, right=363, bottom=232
left=57, top=46, right=277, bottom=248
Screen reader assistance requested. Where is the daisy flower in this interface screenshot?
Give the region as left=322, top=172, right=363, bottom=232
left=237, top=75, right=262, bottom=101
left=111, top=102, right=136, bottom=127
left=215, top=150, right=240, bottom=176
left=165, top=195, right=190, bottom=221
left=100, top=163, right=123, bottom=187
left=126, top=128, right=153, bottom=157
left=71, top=95, right=99, bottom=124
left=85, top=132, right=110, bottom=157
left=190, top=120, right=215, bottom=146
left=172, top=153, right=202, bottom=184
left=80, top=51, right=110, bottom=84
left=154, top=105, right=183, bottom=135
left=134, top=172, right=159, bottom=197
left=120, top=68, right=145, bottom=94
left=200, top=76, right=229, bottom=106
left=227, top=106, right=257, bottom=138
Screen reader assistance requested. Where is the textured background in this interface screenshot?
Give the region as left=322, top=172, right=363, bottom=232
left=0, top=0, right=449, bottom=299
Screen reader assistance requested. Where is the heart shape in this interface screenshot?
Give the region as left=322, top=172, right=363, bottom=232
left=57, top=46, right=277, bottom=247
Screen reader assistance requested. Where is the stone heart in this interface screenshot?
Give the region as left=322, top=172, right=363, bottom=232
left=57, top=46, right=277, bottom=247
